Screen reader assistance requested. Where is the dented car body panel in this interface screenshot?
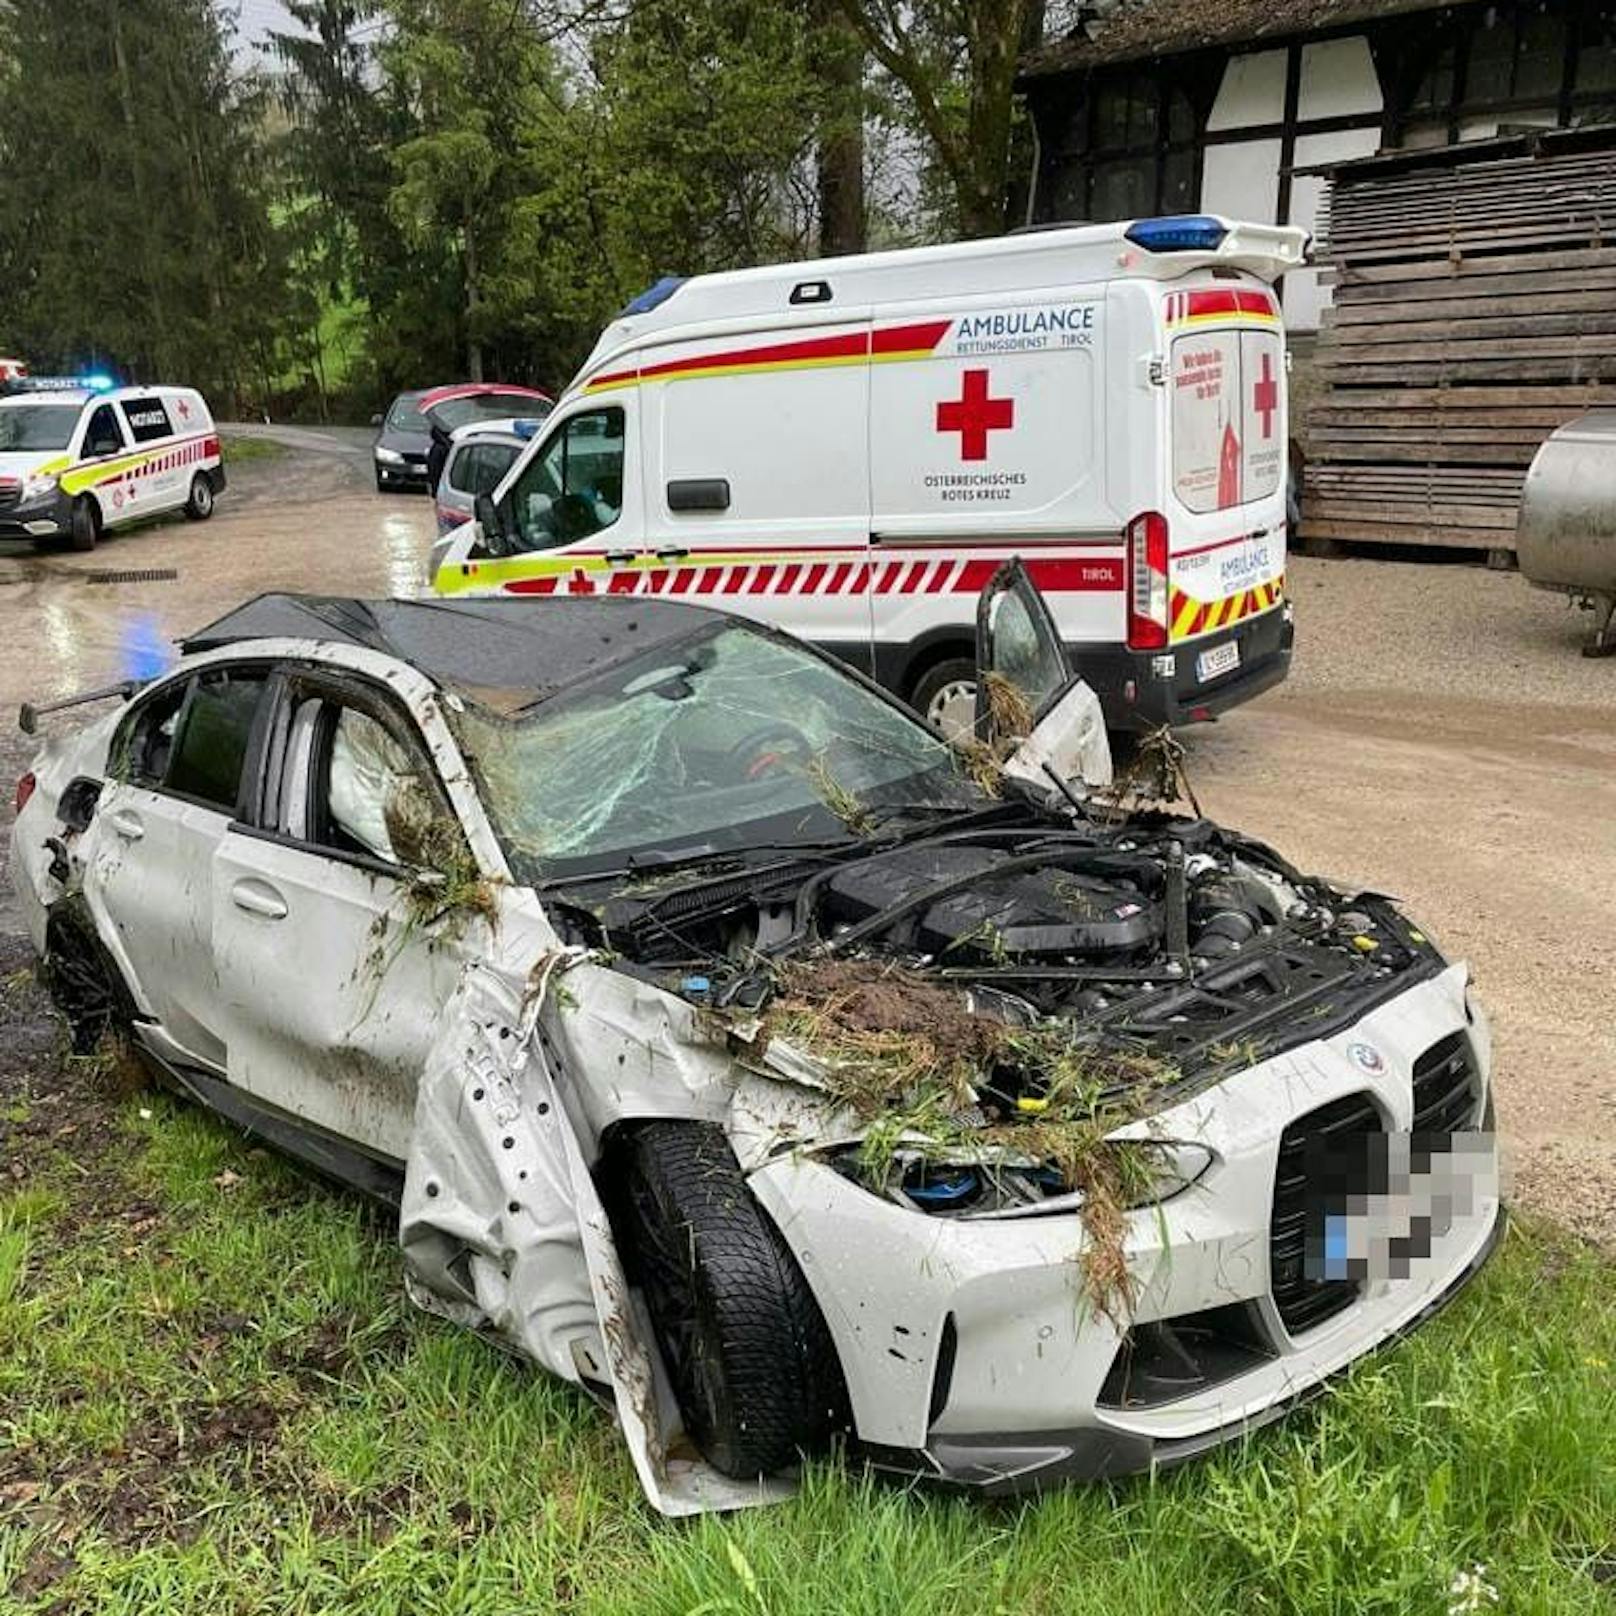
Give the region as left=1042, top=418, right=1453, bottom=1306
left=10, top=589, right=1502, bottom=1513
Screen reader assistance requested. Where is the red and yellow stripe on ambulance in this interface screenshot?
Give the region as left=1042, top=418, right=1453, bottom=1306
left=438, top=301, right=1123, bottom=608
left=57, top=434, right=219, bottom=502
left=1162, top=287, right=1286, bottom=641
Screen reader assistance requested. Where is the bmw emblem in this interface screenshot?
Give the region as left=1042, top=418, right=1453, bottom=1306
left=1347, top=1041, right=1386, bottom=1075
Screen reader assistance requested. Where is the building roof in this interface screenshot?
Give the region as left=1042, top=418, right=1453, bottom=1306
left=1019, top=0, right=1474, bottom=79
left=181, top=593, right=720, bottom=708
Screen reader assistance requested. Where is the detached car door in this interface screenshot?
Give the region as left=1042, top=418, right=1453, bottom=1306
left=209, top=668, right=489, bottom=1165
left=976, top=558, right=1112, bottom=794
left=84, top=663, right=272, bottom=1070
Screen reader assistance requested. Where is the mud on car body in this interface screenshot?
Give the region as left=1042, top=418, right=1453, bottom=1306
left=9, top=573, right=1501, bottom=1514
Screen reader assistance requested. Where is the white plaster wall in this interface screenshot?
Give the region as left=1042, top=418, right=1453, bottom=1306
left=1297, top=36, right=1383, bottom=119
left=1207, top=49, right=1288, bottom=130
left=1283, top=126, right=1384, bottom=328
left=1202, top=137, right=1283, bottom=222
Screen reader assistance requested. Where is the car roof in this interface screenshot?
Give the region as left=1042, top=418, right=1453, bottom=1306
left=180, top=592, right=722, bottom=710
left=447, top=417, right=539, bottom=445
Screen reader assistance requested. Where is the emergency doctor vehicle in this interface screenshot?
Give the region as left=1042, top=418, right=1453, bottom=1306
left=433, top=215, right=1305, bottom=733
left=0, top=381, right=223, bottom=551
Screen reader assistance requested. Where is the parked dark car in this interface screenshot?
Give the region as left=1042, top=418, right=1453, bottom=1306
left=372, top=383, right=552, bottom=492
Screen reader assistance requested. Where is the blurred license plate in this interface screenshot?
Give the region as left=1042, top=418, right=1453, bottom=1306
left=1196, top=641, right=1240, bottom=682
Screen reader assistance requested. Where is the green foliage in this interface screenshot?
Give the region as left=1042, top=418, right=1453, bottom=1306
left=0, top=0, right=290, bottom=406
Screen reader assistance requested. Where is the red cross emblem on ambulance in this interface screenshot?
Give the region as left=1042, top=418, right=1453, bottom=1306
left=937, top=369, right=1014, bottom=461
left=1253, top=352, right=1278, bottom=438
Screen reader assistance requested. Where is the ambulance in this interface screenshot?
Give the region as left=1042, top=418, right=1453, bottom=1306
left=0, top=380, right=223, bottom=551
left=433, top=215, right=1305, bottom=733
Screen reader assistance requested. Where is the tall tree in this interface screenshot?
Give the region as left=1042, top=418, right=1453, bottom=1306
left=833, top=0, right=1044, bottom=238
left=810, top=0, right=867, bottom=255
left=0, top=0, right=285, bottom=403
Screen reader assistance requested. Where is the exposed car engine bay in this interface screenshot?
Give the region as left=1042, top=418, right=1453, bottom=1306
left=548, top=808, right=1443, bottom=1092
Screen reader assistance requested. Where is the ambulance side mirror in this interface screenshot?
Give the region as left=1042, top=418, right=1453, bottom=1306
left=474, top=492, right=504, bottom=553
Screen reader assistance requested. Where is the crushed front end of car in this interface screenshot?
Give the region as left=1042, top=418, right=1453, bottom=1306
left=530, top=806, right=1501, bottom=1501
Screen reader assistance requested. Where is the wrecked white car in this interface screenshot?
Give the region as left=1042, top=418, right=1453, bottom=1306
left=9, top=567, right=1501, bottom=1514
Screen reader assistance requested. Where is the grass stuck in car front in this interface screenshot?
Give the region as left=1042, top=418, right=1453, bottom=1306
left=0, top=952, right=1611, bottom=1616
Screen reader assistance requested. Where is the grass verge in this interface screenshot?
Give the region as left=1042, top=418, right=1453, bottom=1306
left=215, top=435, right=288, bottom=466
left=0, top=960, right=1611, bottom=1615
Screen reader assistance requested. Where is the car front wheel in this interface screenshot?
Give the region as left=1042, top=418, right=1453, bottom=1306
left=67, top=496, right=100, bottom=552
left=616, top=1120, right=847, bottom=1479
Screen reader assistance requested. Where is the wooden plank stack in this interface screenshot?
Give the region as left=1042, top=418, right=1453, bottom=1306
left=1302, top=127, right=1616, bottom=553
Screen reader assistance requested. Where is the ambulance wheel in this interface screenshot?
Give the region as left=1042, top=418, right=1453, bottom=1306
left=910, top=658, right=978, bottom=743
left=68, top=497, right=100, bottom=552
left=184, top=474, right=214, bottom=521
left=616, top=1120, right=847, bottom=1479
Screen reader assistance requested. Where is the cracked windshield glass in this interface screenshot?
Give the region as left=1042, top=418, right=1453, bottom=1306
left=455, top=623, right=984, bottom=875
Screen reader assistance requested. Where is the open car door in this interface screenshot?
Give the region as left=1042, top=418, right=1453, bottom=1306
left=974, top=558, right=1113, bottom=798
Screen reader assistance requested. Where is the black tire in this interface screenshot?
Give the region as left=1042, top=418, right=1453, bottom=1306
left=616, top=1121, right=846, bottom=1478
left=69, top=496, right=100, bottom=552
left=908, top=655, right=978, bottom=740
left=184, top=473, right=214, bottom=521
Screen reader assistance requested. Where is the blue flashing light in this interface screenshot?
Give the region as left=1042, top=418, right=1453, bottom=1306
left=619, top=275, right=686, bottom=317
left=512, top=418, right=542, bottom=440
left=1124, top=215, right=1228, bottom=253
left=80, top=372, right=116, bottom=392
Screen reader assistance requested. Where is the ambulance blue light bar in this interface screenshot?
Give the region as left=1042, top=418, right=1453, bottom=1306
left=619, top=276, right=685, bottom=317
left=81, top=372, right=116, bottom=392
left=1125, top=216, right=1228, bottom=253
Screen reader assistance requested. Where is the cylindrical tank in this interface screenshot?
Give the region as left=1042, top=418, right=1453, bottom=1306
left=1516, top=411, right=1616, bottom=655
left=1517, top=411, right=1616, bottom=594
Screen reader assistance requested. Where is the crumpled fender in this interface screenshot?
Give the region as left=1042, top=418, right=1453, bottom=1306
left=400, top=960, right=792, bottom=1515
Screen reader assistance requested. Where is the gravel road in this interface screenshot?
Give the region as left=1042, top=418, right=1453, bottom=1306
left=1, top=429, right=1611, bottom=1240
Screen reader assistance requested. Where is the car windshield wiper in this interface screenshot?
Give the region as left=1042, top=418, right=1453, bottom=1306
left=538, top=838, right=854, bottom=892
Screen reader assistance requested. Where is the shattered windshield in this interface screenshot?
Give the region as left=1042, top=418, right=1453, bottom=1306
left=454, top=622, right=983, bottom=878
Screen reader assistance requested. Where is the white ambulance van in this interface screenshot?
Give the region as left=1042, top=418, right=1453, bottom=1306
left=0, top=380, right=223, bottom=551
left=433, top=215, right=1305, bottom=733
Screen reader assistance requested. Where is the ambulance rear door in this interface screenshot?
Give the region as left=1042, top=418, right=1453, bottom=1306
left=1160, top=280, right=1288, bottom=676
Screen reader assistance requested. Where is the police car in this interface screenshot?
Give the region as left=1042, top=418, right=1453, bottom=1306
left=434, top=215, right=1305, bottom=736
left=0, top=379, right=224, bottom=551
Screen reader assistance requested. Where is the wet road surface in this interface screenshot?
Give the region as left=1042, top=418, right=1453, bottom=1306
left=0, top=428, right=1612, bottom=1240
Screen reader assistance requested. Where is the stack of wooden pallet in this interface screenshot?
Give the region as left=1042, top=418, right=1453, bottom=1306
left=1302, top=127, right=1616, bottom=555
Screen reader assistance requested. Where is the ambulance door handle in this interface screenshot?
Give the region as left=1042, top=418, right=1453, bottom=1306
left=604, top=550, right=637, bottom=567
left=655, top=546, right=689, bottom=562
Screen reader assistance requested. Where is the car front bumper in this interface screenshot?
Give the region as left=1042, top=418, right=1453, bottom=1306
left=375, top=452, right=430, bottom=487
left=0, top=485, right=72, bottom=539
left=1073, top=601, right=1294, bottom=731
left=748, top=963, right=1499, bottom=1494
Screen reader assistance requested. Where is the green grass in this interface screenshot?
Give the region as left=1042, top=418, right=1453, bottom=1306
left=1, top=1080, right=1612, bottom=1615
left=216, top=434, right=288, bottom=466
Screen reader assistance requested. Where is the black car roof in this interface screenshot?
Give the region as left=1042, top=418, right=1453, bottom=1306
left=181, top=593, right=721, bottom=709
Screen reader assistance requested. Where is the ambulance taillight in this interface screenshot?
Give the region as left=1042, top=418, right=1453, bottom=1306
left=1126, top=511, right=1170, bottom=650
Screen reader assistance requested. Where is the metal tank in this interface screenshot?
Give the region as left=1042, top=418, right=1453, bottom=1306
left=1516, top=410, right=1616, bottom=656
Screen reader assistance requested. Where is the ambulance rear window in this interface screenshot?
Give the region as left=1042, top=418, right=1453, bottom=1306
left=0, top=404, right=78, bottom=452
left=1170, top=328, right=1284, bottom=514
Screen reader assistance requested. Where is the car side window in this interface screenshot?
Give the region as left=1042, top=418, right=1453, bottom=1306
left=82, top=404, right=125, bottom=458
left=165, top=670, right=270, bottom=810
left=500, top=407, right=624, bottom=554
left=275, top=695, right=462, bottom=872
left=453, top=441, right=517, bottom=498
left=121, top=398, right=174, bottom=445
left=114, top=680, right=190, bottom=787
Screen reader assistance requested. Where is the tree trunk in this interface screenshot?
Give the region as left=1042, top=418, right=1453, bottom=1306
left=812, top=0, right=865, bottom=257
left=464, top=220, right=484, bottom=382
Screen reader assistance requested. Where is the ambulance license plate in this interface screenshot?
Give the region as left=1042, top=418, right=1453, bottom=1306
left=1196, top=641, right=1240, bottom=683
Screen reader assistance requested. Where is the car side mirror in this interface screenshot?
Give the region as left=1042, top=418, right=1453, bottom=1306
left=474, top=492, right=505, bottom=553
